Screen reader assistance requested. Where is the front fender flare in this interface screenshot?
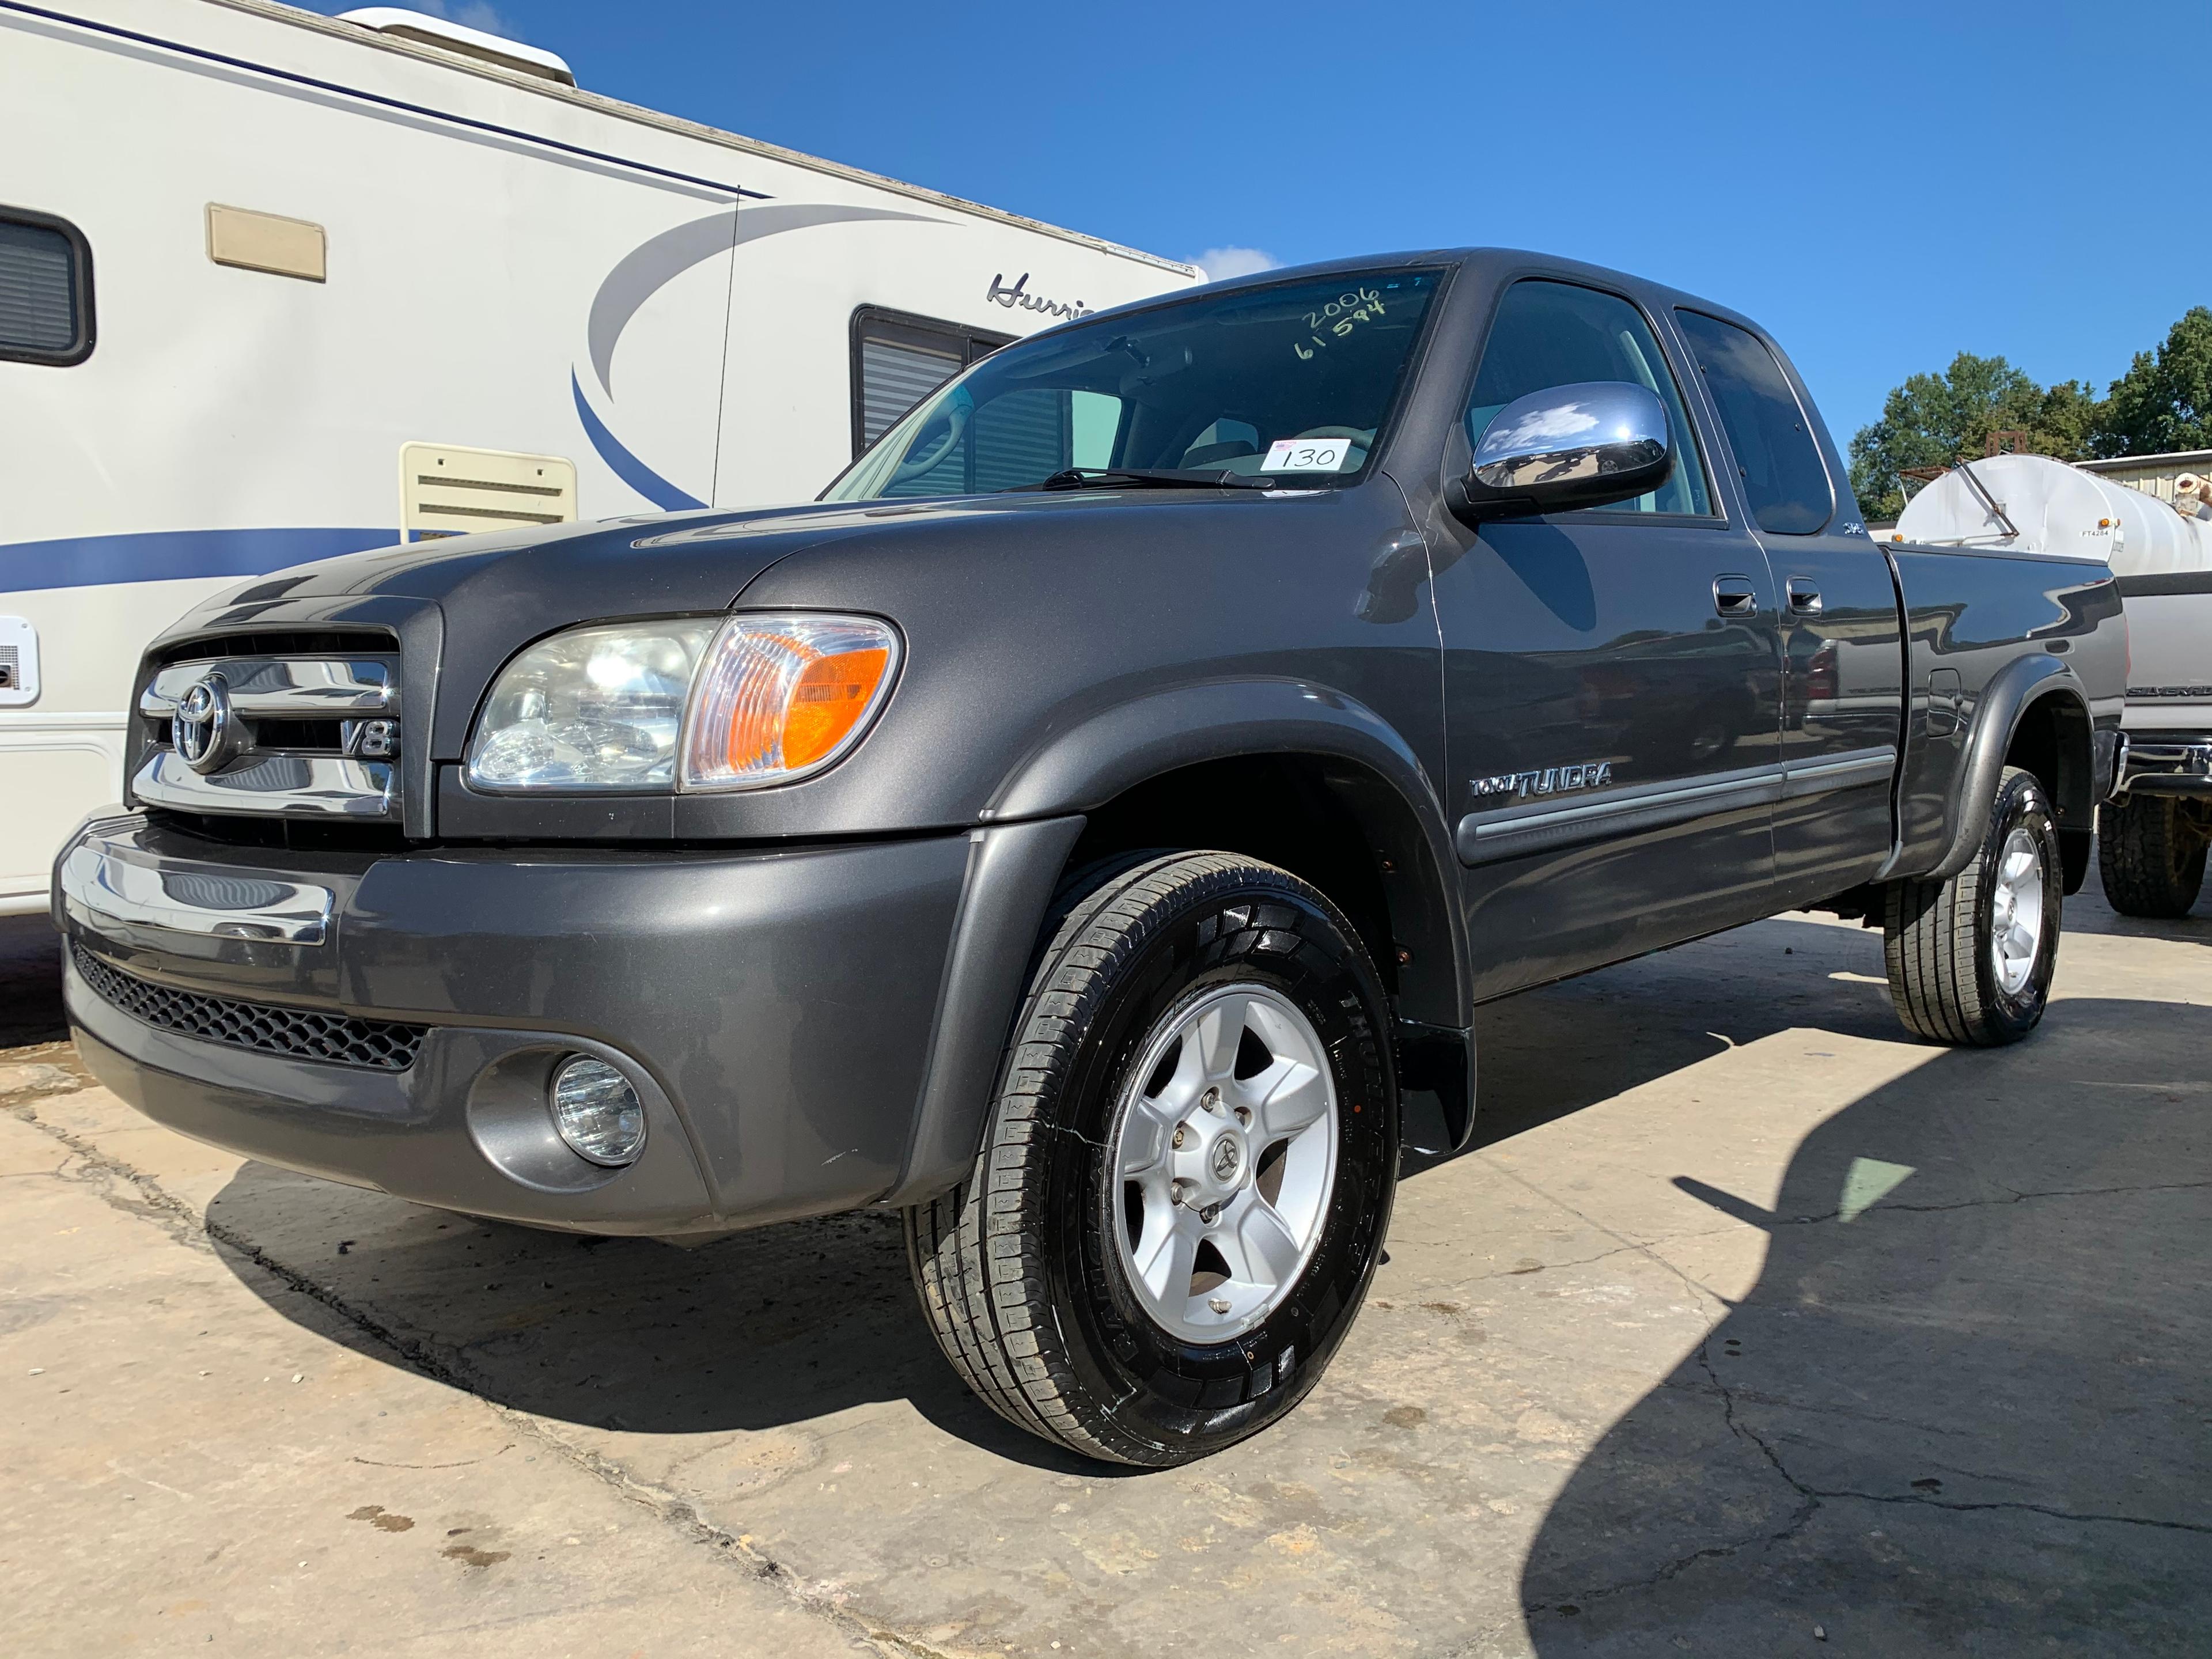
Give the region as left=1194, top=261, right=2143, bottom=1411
left=985, top=676, right=1442, bottom=825
left=883, top=680, right=1475, bottom=1200
left=984, top=680, right=1467, bottom=1033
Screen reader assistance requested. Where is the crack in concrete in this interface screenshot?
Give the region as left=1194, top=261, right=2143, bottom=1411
left=1790, top=1177, right=2212, bottom=1227
left=7, top=1100, right=963, bottom=1659
left=1804, top=1486, right=2212, bottom=1535
left=1431, top=1225, right=1746, bottom=1289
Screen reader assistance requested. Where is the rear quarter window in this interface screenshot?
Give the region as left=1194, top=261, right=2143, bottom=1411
left=1673, top=309, right=1831, bottom=535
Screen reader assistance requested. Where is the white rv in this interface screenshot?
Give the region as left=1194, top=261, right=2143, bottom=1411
left=0, top=0, right=1199, bottom=914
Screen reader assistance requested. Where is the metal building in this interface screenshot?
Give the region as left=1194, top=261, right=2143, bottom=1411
left=2078, top=448, right=2212, bottom=507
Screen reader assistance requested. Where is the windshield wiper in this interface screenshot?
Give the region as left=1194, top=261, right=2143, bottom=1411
left=1010, top=467, right=1272, bottom=493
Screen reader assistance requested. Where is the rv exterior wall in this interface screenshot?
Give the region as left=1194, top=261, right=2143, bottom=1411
left=0, top=0, right=1196, bottom=912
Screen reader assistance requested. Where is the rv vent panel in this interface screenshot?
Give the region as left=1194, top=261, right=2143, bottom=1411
left=336, top=8, right=578, bottom=85
left=400, top=442, right=577, bottom=539
left=0, top=617, right=37, bottom=706
left=206, top=205, right=327, bottom=283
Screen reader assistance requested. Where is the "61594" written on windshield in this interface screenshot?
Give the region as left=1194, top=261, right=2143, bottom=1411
left=1291, top=287, right=1386, bottom=361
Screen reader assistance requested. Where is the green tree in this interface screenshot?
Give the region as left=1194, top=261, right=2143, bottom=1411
left=1847, top=353, right=2096, bottom=523
left=2093, top=306, right=2212, bottom=457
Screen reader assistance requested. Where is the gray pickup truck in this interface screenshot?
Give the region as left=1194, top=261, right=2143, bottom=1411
left=55, top=250, right=2125, bottom=1465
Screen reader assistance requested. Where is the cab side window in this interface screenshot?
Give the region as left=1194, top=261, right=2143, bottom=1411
left=1672, top=310, right=1832, bottom=535
left=1467, top=280, right=1710, bottom=517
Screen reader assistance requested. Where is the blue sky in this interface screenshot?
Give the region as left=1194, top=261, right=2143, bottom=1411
left=312, top=0, right=2206, bottom=446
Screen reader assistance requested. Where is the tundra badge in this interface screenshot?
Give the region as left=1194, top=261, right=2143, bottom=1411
left=1471, top=762, right=1613, bottom=803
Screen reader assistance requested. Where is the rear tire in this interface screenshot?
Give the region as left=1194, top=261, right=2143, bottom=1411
left=904, top=851, right=1397, bottom=1467
left=1883, top=766, right=2062, bottom=1046
left=2097, top=794, right=2209, bottom=919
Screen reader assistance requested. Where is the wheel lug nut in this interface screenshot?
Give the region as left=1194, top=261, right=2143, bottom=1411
left=1200, top=1203, right=1221, bottom=1224
left=1171, top=1178, right=1195, bottom=1206
left=1172, top=1126, right=1186, bottom=1149
left=1201, top=1087, right=1222, bottom=1113
left=1234, top=1105, right=1252, bottom=1127
left=1209, top=1297, right=1232, bottom=1315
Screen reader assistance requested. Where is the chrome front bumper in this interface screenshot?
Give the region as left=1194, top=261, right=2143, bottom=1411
left=58, top=817, right=335, bottom=943
left=2113, top=733, right=2212, bottom=800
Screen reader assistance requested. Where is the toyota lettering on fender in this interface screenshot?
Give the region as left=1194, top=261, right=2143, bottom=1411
left=54, top=248, right=2126, bottom=1469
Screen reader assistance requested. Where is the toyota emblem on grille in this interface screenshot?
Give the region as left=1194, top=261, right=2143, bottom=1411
left=172, top=673, right=239, bottom=774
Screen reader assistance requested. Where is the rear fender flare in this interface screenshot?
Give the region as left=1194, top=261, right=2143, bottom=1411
left=1919, top=654, right=2088, bottom=884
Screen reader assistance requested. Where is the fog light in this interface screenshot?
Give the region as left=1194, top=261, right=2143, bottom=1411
left=550, top=1056, right=645, bottom=1166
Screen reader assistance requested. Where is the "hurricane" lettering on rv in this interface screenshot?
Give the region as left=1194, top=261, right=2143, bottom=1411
left=985, top=272, right=1090, bottom=319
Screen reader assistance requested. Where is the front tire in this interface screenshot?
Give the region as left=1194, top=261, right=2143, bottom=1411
left=2097, top=794, right=2209, bottom=919
left=1883, top=765, right=2063, bottom=1046
left=904, top=851, right=1397, bottom=1467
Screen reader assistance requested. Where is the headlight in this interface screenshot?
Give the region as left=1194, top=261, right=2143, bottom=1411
left=467, top=620, right=717, bottom=790
left=465, top=613, right=898, bottom=793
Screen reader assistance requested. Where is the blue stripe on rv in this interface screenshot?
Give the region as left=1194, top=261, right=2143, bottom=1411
left=571, top=372, right=706, bottom=512
left=0, top=528, right=396, bottom=594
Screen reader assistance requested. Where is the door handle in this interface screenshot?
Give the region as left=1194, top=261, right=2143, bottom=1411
left=1786, top=578, right=1823, bottom=615
left=1713, top=575, right=1759, bottom=617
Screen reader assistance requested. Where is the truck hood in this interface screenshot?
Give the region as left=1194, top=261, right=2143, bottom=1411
left=201, top=499, right=879, bottom=612
left=159, top=488, right=1307, bottom=765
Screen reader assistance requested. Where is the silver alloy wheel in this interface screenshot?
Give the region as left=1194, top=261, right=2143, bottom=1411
left=1107, top=984, right=1339, bottom=1343
left=1989, top=825, right=2046, bottom=996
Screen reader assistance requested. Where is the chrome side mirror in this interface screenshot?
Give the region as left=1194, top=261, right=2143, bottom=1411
left=1450, top=380, right=1673, bottom=523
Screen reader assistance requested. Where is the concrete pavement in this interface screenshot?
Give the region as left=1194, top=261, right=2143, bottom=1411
left=2, top=871, right=2205, bottom=1655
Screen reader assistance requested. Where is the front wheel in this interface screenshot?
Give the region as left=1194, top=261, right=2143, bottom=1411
left=905, top=852, right=1397, bottom=1467
left=1882, top=765, right=2063, bottom=1046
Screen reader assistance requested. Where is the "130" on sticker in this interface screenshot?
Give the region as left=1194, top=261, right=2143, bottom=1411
left=1262, top=436, right=1360, bottom=473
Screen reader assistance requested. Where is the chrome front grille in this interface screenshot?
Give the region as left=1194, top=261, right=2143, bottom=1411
left=73, top=945, right=426, bottom=1070
left=134, top=648, right=401, bottom=820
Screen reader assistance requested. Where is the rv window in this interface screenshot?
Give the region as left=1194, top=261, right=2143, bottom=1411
left=851, top=308, right=1013, bottom=457
left=0, top=209, right=93, bottom=367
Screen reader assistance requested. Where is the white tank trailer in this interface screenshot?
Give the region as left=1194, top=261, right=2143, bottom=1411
left=1898, top=453, right=2212, bottom=915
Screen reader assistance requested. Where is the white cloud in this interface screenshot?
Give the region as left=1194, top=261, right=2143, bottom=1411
left=1192, top=247, right=1282, bottom=282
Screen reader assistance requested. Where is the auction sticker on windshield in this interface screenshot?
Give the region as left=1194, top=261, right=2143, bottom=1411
left=1263, top=437, right=1359, bottom=472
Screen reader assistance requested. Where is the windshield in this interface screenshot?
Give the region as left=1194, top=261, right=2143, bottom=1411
left=823, top=268, right=1444, bottom=501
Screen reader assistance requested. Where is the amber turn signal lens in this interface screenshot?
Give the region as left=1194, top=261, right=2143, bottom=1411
left=781, top=647, right=891, bottom=768
left=683, top=615, right=901, bottom=790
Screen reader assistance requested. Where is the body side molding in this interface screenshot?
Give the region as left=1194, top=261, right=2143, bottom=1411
left=1457, top=747, right=1897, bottom=868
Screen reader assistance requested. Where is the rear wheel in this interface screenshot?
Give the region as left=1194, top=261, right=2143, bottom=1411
left=904, top=851, right=1396, bottom=1467
left=2097, top=794, right=2209, bottom=919
left=1883, top=766, right=2062, bottom=1046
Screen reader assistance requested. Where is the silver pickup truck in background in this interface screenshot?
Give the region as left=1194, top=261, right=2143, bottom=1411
left=1899, top=452, right=2210, bottom=916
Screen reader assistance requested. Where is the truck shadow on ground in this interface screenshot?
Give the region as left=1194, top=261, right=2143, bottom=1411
left=1518, top=993, right=2212, bottom=1655
left=195, top=911, right=1906, bottom=1467
left=201, top=906, right=2205, bottom=1505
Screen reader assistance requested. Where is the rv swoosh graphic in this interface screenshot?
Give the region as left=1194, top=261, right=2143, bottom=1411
left=574, top=204, right=946, bottom=510
left=586, top=204, right=941, bottom=399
